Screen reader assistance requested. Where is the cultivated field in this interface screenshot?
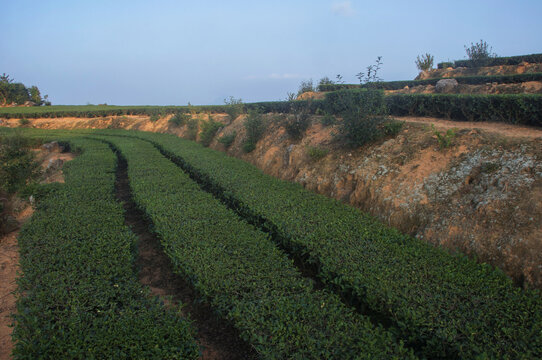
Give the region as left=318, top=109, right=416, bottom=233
left=1, top=127, right=541, bottom=359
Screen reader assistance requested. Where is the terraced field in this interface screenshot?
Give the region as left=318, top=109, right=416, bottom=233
left=3, top=128, right=542, bottom=359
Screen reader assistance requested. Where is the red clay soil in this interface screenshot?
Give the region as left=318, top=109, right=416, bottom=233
left=0, top=206, right=32, bottom=360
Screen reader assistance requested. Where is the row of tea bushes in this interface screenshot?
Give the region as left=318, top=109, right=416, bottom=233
left=385, top=93, right=542, bottom=126
left=13, top=137, right=199, bottom=359
left=102, top=135, right=415, bottom=359
left=2, top=92, right=540, bottom=127
left=123, top=130, right=542, bottom=359
left=438, top=53, right=542, bottom=69
left=318, top=72, right=542, bottom=91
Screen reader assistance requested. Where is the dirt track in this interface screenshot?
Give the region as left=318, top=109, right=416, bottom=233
left=398, top=116, right=542, bottom=139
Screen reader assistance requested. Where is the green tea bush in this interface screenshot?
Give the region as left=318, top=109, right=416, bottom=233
left=0, top=134, right=40, bottom=194
left=320, top=113, right=336, bottom=126
left=13, top=137, right=199, bottom=359
left=100, top=135, right=415, bottom=359
left=218, top=131, right=237, bottom=148
left=317, top=76, right=335, bottom=92
left=169, top=112, right=191, bottom=126
left=325, top=89, right=388, bottom=147
left=437, top=61, right=455, bottom=69
left=186, top=118, right=199, bottom=140
left=284, top=101, right=311, bottom=140
left=386, top=93, right=542, bottom=126
left=199, top=117, right=223, bottom=147
left=320, top=72, right=542, bottom=91
left=383, top=120, right=404, bottom=136
left=126, top=130, right=542, bottom=359
left=18, top=118, right=30, bottom=126
left=306, top=146, right=328, bottom=161
left=453, top=52, right=542, bottom=68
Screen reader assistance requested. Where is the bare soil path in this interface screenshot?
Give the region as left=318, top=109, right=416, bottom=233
left=396, top=116, right=542, bottom=139
left=0, top=206, right=32, bottom=360
left=113, top=148, right=257, bottom=360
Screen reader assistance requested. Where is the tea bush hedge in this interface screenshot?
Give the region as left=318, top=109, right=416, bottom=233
left=119, top=130, right=542, bottom=359
left=12, top=137, right=199, bottom=359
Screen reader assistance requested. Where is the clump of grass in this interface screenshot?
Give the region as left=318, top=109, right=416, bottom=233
left=320, top=113, right=336, bottom=126
left=18, top=118, right=30, bottom=127
left=199, top=117, right=223, bottom=147
left=431, top=124, right=457, bottom=149
left=306, top=146, right=328, bottom=161
left=186, top=119, right=199, bottom=140
left=383, top=120, right=404, bottom=136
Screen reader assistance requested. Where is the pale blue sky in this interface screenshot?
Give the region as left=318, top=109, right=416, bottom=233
left=2, top=0, right=541, bottom=105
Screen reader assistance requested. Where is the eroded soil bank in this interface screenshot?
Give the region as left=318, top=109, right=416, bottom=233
left=2, top=114, right=541, bottom=290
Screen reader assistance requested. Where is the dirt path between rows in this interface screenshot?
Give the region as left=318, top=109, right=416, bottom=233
left=113, top=148, right=256, bottom=360
left=397, top=116, right=542, bottom=139
left=0, top=206, right=32, bottom=360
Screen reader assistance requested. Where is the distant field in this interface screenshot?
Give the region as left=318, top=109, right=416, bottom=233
left=1, top=93, right=541, bottom=127
left=0, top=105, right=188, bottom=117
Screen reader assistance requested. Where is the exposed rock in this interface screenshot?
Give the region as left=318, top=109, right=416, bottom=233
left=23, top=101, right=36, bottom=107
left=41, top=141, right=63, bottom=153
left=46, top=158, right=64, bottom=173
left=435, top=79, right=459, bottom=93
